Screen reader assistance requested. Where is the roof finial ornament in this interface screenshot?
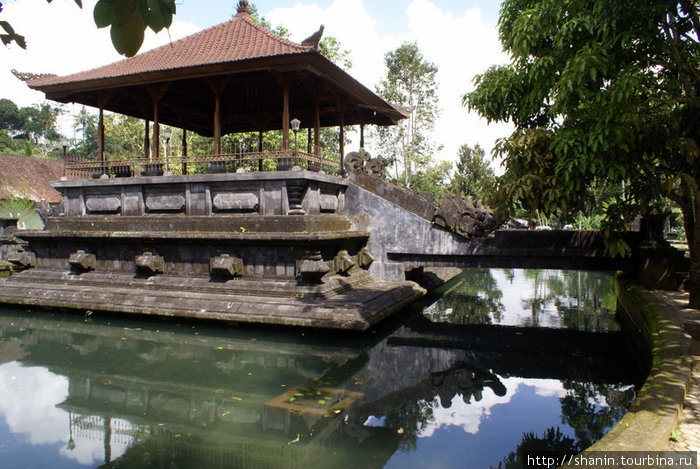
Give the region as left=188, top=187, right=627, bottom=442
left=237, top=0, right=251, bottom=14
left=301, top=25, right=324, bottom=51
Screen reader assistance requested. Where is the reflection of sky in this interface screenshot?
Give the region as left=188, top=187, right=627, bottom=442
left=492, top=269, right=565, bottom=327
left=381, top=377, right=574, bottom=469
left=0, top=362, right=133, bottom=468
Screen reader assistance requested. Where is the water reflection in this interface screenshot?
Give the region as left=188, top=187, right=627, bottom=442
left=424, top=269, right=619, bottom=331
left=0, top=269, right=645, bottom=469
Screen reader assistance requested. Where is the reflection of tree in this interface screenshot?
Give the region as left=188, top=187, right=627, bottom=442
left=493, top=427, right=580, bottom=469
left=423, top=269, right=505, bottom=325
left=519, top=270, right=618, bottom=332
left=559, top=380, right=636, bottom=449
left=384, top=399, right=435, bottom=451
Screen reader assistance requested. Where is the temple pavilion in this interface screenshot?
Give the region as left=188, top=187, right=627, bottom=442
left=19, top=0, right=406, bottom=178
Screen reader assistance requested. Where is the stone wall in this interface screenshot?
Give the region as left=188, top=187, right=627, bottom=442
left=53, top=171, right=347, bottom=219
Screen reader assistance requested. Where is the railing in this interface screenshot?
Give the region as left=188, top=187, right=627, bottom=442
left=64, top=150, right=341, bottom=180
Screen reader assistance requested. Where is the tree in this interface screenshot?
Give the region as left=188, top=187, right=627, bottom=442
left=375, top=42, right=440, bottom=186
left=464, top=1, right=700, bottom=307
left=0, top=98, right=22, bottom=131
left=410, top=160, right=452, bottom=198
left=18, top=103, right=62, bottom=144
left=1, top=0, right=175, bottom=57
left=450, top=144, right=496, bottom=203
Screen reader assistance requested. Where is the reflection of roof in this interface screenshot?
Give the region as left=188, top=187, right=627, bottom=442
left=21, top=9, right=406, bottom=136
left=0, top=154, right=63, bottom=203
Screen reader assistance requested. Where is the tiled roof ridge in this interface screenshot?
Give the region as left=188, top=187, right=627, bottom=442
left=236, top=11, right=311, bottom=52
left=27, top=10, right=313, bottom=88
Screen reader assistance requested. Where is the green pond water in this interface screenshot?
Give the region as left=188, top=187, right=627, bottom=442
left=0, top=268, right=646, bottom=469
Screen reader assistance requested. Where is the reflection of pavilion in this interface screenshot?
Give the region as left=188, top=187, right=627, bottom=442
left=0, top=309, right=643, bottom=468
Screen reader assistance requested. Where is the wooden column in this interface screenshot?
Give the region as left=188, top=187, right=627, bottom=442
left=146, top=84, right=168, bottom=162
left=152, top=101, right=160, bottom=161
left=213, top=90, right=222, bottom=155
left=144, top=120, right=150, bottom=160
left=314, top=94, right=321, bottom=157
left=97, top=104, right=105, bottom=170
left=360, top=123, right=365, bottom=150
left=182, top=129, right=188, bottom=174
left=338, top=98, right=345, bottom=174
left=207, top=78, right=227, bottom=156
left=258, top=130, right=264, bottom=172
left=307, top=128, right=312, bottom=154
left=282, top=79, right=290, bottom=151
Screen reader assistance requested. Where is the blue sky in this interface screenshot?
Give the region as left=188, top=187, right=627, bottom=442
left=177, top=0, right=502, bottom=32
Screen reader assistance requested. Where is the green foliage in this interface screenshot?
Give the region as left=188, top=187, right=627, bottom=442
left=0, top=196, right=43, bottom=230
left=319, top=36, right=352, bottom=70
left=72, top=106, right=98, bottom=158
left=410, top=160, right=452, bottom=198
left=93, top=0, right=175, bottom=57
left=375, top=42, right=441, bottom=186
left=17, top=103, right=63, bottom=144
left=450, top=143, right=496, bottom=203
left=0, top=98, right=22, bottom=131
left=464, top=0, right=700, bottom=269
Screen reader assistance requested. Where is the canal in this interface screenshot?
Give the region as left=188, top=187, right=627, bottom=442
left=0, top=269, right=647, bottom=469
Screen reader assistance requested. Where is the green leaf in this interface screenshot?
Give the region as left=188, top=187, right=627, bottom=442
left=146, top=0, right=166, bottom=32
left=93, top=0, right=116, bottom=28
left=110, top=11, right=145, bottom=57
left=0, top=21, right=27, bottom=49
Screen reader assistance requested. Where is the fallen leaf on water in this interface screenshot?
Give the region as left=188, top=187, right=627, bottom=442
left=230, top=396, right=242, bottom=401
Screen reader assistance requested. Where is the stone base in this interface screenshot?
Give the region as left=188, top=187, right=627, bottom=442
left=0, top=268, right=425, bottom=331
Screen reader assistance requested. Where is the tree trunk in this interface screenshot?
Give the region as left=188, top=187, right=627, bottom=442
left=689, top=181, right=700, bottom=308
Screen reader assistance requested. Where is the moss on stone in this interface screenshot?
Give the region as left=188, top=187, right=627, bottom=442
left=585, top=279, right=691, bottom=454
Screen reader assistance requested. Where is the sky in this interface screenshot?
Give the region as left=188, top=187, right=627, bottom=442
left=0, top=0, right=513, bottom=168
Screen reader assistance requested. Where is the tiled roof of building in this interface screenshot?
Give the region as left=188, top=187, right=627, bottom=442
left=28, top=10, right=313, bottom=88
left=0, top=154, right=63, bottom=203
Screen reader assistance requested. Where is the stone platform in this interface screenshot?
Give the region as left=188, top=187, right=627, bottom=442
left=0, top=268, right=425, bottom=330
left=0, top=170, right=453, bottom=330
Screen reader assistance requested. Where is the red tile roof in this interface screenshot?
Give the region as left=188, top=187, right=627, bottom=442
left=0, top=154, right=63, bottom=203
left=29, top=11, right=313, bottom=88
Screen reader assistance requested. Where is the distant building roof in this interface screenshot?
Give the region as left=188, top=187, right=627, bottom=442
left=0, top=154, right=63, bottom=203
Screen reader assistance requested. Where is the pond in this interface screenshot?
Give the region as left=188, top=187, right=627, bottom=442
left=0, top=269, right=647, bottom=469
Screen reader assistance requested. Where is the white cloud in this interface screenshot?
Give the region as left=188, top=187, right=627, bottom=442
left=267, top=0, right=513, bottom=168
left=416, top=377, right=566, bottom=438
left=0, top=0, right=199, bottom=108
left=0, top=361, right=69, bottom=444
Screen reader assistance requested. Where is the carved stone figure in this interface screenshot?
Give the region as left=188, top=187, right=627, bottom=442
left=301, top=25, right=324, bottom=50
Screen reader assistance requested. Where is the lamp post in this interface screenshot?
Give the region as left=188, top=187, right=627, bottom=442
left=290, top=118, right=300, bottom=154
left=60, top=137, right=69, bottom=178
left=290, top=118, right=300, bottom=170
